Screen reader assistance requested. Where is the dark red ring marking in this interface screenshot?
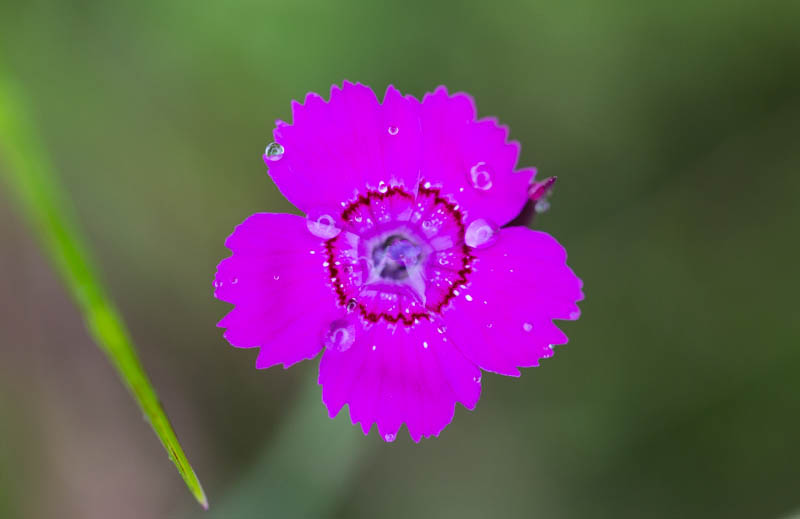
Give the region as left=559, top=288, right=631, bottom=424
left=324, top=182, right=476, bottom=326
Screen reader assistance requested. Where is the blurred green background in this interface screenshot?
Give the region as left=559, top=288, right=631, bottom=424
left=1, top=0, right=799, bottom=518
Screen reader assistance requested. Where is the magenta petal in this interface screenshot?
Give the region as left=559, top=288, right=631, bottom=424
left=380, top=85, right=424, bottom=191
left=214, top=213, right=340, bottom=368
left=416, top=86, right=534, bottom=226
left=318, top=319, right=480, bottom=442
left=441, top=226, right=583, bottom=375
left=267, top=82, right=423, bottom=216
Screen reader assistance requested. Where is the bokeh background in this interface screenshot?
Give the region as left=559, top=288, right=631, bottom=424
left=2, top=1, right=800, bottom=518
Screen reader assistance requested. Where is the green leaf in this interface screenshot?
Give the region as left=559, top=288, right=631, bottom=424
left=0, top=66, right=208, bottom=509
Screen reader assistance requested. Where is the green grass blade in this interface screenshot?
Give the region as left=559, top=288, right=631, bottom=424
left=0, top=69, right=208, bottom=510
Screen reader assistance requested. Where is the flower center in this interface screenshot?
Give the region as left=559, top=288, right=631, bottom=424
left=372, top=235, right=422, bottom=280
left=320, top=184, right=474, bottom=325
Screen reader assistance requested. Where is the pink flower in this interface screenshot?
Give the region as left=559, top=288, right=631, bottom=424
left=214, top=82, right=583, bottom=442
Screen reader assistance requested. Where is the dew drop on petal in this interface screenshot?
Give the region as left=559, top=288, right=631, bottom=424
left=346, top=298, right=358, bottom=312
left=384, top=433, right=396, bottom=442
left=273, top=274, right=280, bottom=281
left=378, top=181, right=388, bottom=193
left=306, top=211, right=342, bottom=239
left=522, top=322, right=533, bottom=332
left=263, top=142, right=284, bottom=162
left=387, top=126, right=399, bottom=136
left=569, top=310, right=580, bottom=320
left=464, top=219, right=498, bottom=249
left=469, top=161, right=493, bottom=191
left=231, top=277, right=239, bottom=284
left=324, top=318, right=356, bottom=353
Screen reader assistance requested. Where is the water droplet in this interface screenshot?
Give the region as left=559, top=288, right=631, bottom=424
left=231, top=277, right=239, bottom=284
left=263, top=142, right=284, bottom=162
left=423, top=181, right=432, bottom=189
left=464, top=219, right=498, bottom=248
left=465, top=294, right=473, bottom=302
left=473, top=375, right=482, bottom=384
left=378, top=181, right=388, bottom=193
left=522, top=322, right=533, bottom=332
left=324, top=318, right=356, bottom=353
left=384, top=433, right=396, bottom=442
left=213, top=280, right=221, bottom=288
left=273, top=274, right=280, bottom=281
left=422, top=341, right=429, bottom=349
left=469, top=161, right=493, bottom=191
left=346, top=298, right=358, bottom=312
left=387, top=126, right=399, bottom=136
left=306, top=211, right=341, bottom=239
left=569, top=310, right=580, bottom=320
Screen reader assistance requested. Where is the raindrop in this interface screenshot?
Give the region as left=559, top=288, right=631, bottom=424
left=522, top=322, right=533, bottom=332
left=346, top=298, right=358, bottom=312
left=306, top=211, right=342, bottom=239
left=384, top=433, right=396, bottom=442
left=465, top=294, right=473, bottom=302
left=231, top=277, right=239, bottom=284
left=464, top=219, right=498, bottom=249
left=263, top=142, right=284, bottom=162
left=422, top=341, right=429, bottom=349
left=473, top=375, right=482, bottom=384
left=387, top=126, right=399, bottom=136
left=324, top=318, right=356, bottom=353
left=469, top=161, right=493, bottom=191
left=378, top=181, right=388, bottom=193
left=569, top=310, right=580, bottom=320
left=273, top=274, right=280, bottom=281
